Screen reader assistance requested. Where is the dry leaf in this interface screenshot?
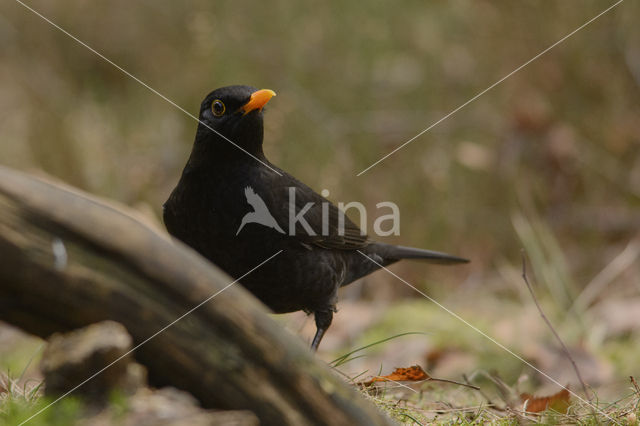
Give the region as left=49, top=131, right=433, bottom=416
left=361, top=365, right=430, bottom=386
left=521, top=387, right=571, bottom=414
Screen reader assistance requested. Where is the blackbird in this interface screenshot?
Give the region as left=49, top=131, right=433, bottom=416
left=163, top=85, right=468, bottom=351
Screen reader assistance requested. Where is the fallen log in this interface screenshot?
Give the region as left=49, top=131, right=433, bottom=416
left=0, top=165, right=393, bottom=426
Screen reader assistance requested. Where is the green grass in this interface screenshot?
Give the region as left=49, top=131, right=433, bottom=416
left=0, top=396, right=83, bottom=426
left=0, top=372, right=81, bottom=426
left=0, top=372, right=134, bottom=426
left=1, top=0, right=639, bottom=423
left=333, top=341, right=640, bottom=424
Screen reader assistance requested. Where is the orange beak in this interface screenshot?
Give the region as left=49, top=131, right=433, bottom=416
left=240, top=89, right=276, bottom=115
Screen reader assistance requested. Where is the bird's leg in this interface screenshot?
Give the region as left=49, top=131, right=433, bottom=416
left=310, top=309, right=333, bottom=352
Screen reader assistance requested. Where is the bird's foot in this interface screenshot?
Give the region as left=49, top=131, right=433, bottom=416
left=310, top=309, right=334, bottom=352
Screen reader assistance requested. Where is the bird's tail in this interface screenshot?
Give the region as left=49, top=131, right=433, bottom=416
left=377, top=243, right=469, bottom=265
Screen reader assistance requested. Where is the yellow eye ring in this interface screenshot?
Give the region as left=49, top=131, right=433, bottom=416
left=211, top=99, right=225, bottom=116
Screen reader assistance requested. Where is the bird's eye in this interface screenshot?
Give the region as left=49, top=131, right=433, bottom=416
left=211, top=100, right=226, bottom=117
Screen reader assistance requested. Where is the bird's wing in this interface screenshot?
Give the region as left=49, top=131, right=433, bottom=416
left=268, top=173, right=369, bottom=250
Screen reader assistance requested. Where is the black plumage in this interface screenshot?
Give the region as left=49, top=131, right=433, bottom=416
left=164, top=85, right=468, bottom=350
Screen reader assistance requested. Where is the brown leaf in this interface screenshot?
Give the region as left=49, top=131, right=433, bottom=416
left=521, top=387, right=571, bottom=414
left=360, top=365, right=430, bottom=386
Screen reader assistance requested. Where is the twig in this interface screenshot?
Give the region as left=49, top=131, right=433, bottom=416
left=630, top=376, right=640, bottom=412
left=463, top=373, right=503, bottom=411
left=482, top=370, right=518, bottom=408
left=630, top=376, right=640, bottom=395
left=359, top=377, right=479, bottom=391
left=428, top=377, right=480, bottom=390
left=520, top=251, right=591, bottom=400
left=570, top=237, right=640, bottom=313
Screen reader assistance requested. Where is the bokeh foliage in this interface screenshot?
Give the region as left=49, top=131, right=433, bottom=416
left=2, top=2, right=637, bottom=280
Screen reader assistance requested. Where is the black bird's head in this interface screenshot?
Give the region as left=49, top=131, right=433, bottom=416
left=188, top=85, right=276, bottom=166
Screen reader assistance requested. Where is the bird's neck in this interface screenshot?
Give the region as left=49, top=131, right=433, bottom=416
left=186, top=127, right=266, bottom=170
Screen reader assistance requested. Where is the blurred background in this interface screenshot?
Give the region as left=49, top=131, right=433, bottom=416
left=1, top=0, right=639, bottom=402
